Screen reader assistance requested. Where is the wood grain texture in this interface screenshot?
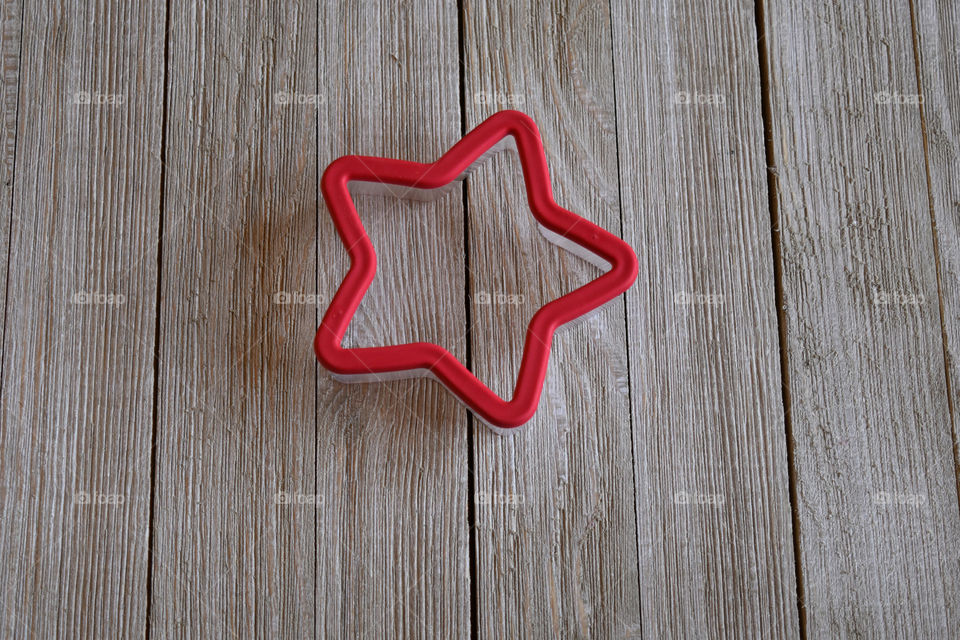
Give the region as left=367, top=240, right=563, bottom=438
left=0, top=1, right=163, bottom=637
left=1, top=3, right=957, bottom=637
left=764, top=0, right=960, bottom=635
left=610, top=0, right=800, bottom=637
left=0, top=0, right=19, bottom=357
left=914, top=0, right=960, bottom=493
left=314, top=2, right=469, bottom=637
left=151, top=1, right=317, bottom=636
left=462, top=1, right=641, bottom=637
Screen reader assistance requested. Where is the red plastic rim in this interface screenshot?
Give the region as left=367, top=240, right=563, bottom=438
left=315, top=110, right=638, bottom=432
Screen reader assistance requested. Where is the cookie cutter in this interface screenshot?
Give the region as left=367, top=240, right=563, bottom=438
left=315, top=110, right=638, bottom=434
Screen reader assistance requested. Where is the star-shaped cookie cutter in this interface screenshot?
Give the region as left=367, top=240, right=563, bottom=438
left=315, top=110, right=638, bottom=433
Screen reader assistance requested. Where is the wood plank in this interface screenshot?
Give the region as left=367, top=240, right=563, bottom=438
left=0, top=0, right=20, bottom=356
left=764, top=0, right=960, bottom=635
left=914, top=0, right=960, bottom=491
left=150, top=1, right=317, bottom=636
left=314, top=2, right=469, bottom=637
left=462, top=2, right=641, bottom=636
left=0, top=1, right=163, bottom=637
left=610, top=0, right=800, bottom=636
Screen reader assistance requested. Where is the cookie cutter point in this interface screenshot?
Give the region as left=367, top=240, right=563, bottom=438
left=316, top=110, right=639, bottom=433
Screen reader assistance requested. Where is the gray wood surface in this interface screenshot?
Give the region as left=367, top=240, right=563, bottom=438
left=764, top=0, right=960, bottom=636
left=1, top=0, right=958, bottom=638
left=0, top=1, right=163, bottom=637
left=611, top=0, right=799, bottom=636
left=0, top=0, right=18, bottom=359
left=151, top=1, right=317, bottom=636
left=462, top=1, right=641, bottom=637
left=915, top=0, right=960, bottom=489
left=315, top=2, right=469, bottom=638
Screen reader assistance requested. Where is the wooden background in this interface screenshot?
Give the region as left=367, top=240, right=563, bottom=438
left=0, top=0, right=957, bottom=637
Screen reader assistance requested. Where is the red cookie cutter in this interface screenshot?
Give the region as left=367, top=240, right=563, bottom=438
left=315, top=110, right=638, bottom=433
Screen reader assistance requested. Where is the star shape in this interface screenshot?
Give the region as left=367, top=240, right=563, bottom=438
left=315, top=110, right=638, bottom=433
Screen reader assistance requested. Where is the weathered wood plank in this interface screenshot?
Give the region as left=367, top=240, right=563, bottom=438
left=0, top=1, right=163, bottom=637
left=0, top=0, right=20, bottom=357
left=314, top=2, right=469, bottom=637
left=462, top=1, right=641, bottom=637
left=764, top=0, right=960, bottom=635
left=914, top=0, right=960, bottom=493
left=150, top=1, right=317, bottom=636
left=610, top=0, right=799, bottom=636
